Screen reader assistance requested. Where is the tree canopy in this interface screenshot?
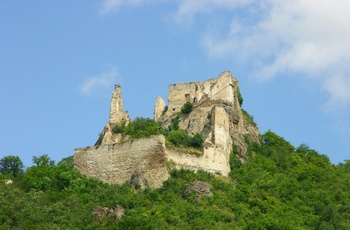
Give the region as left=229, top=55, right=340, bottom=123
left=0, top=155, right=24, bottom=177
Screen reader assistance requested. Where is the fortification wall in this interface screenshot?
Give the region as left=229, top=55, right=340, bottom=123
left=168, top=81, right=201, bottom=114
left=74, top=135, right=169, bottom=188
left=202, top=72, right=236, bottom=102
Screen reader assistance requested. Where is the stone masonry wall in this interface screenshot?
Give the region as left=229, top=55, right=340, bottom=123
left=74, top=135, right=169, bottom=188
left=168, top=81, right=202, bottom=114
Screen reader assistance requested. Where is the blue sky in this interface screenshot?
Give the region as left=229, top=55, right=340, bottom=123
left=1, top=0, right=349, bottom=167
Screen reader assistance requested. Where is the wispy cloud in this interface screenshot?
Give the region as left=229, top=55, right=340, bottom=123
left=100, top=0, right=159, bottom=14
left=171, top=0, right=254, bottom=24
left=79, top=67, right=119, bottom=95
left=98, top=0, right=350, bottom=110
left=198, top=0, right=350, bottom=109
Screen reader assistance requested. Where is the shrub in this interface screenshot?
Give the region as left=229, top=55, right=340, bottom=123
left=229, top=144, right=243, bottom=171
left=123, top=117, right=160, bottom=139
left=112, top=120, right=127, bottom=134
left=237, top=87, right=243, bottom=107
left=181, top=102, right=193, bottom=114
left=167, top=130, right=191, bottom=147
left=170, top=116, right=180, bottom=131
left=190, top=133, right=204, bottom=149
left=167, top=130, right=204, bottom=150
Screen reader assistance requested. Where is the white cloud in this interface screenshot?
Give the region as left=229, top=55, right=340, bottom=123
left=172, top=0, right=254, bottom=24
left=100, top=0, right=160, bottom=14
left=199, top=0, right=350, bottom=109
left=79, top=67, right=119, bottom=95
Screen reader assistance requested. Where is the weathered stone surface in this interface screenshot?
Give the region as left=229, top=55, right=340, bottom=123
left=160, top=71, right=260, bottom=164
left=183, top=181, right=213, bottom=203
left=109, top=84, right=129, bottom=124
left=75, top=135, right=170, bottom=188
left=130, top=170, right=149, bottom=189
left=5, top=179, right=13, bottom=185
left=114, top=205, right=125, bottom=221
left=154, top=96, right=166, bottom=122
left=97, top=84, right=131, bottom=145
left=92, top=205, right=125, bottom=223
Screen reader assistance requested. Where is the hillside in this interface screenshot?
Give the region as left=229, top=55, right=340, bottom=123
left=1, top=131, right=350, bottom=229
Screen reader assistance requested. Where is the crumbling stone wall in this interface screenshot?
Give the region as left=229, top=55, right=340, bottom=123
left=75, top=135, right=169, bottom=188
left=167, top=81, right=202, bottom=114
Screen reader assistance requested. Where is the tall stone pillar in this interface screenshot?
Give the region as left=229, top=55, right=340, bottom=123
left=109, top=84, right=129, bottom=124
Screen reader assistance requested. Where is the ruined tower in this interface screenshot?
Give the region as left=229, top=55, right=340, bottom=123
left=109, top=84, right=129, bottom=124
left=94, top=84, right=129, bottom=145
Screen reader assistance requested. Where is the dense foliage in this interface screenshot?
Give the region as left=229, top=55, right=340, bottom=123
left=1, top=131, right=350, bottom=229
left=167, top=130, right=204, bottom=149
left=0, top=155, right=24, bottom=177
left=112, top=117, right=204, bottom=150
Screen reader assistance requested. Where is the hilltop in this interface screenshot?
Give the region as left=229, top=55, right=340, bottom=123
left=74, top=71, right=260, bottom=187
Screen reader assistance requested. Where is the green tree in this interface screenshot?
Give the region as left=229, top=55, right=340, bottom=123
left=0, top=155, right=24, bottom=177
left=58, top=156, right=74, bottom=169
left=33, top=154, right=55, bottom=166
left=181, top=102, right=193, bottom=114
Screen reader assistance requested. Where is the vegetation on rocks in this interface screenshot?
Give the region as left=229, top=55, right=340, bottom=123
left=181, top=102, right=193, bottom=114
left=2, top=129, right=349, bottom=229
left=112, top=116, right=204, bottom=150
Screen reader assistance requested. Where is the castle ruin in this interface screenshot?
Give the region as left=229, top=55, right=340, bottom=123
left=74, top=71, right=260, bottom=188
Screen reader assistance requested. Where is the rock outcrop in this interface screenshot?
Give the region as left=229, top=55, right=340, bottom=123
left=92, top=205, right=125, bottom=223
left=182, top=181, right=213, bottom=203
left=95, top=84, right=130, bottom=145
left=74, top=71, right=260, bottom=188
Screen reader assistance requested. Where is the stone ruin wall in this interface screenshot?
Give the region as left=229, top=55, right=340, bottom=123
left=75, top=133, right=232, bottom=188
left=165, top=106, right=232, bottom=176
left=75, top=135, right=169, bottom=188
left=167, top=81, right=202, bottom=114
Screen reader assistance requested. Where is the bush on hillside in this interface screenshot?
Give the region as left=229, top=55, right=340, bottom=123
left=167, top=130, right=204, bottom=150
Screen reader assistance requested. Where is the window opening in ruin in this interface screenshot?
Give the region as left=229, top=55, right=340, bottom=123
left=185, top=94, right=190, bottom=102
